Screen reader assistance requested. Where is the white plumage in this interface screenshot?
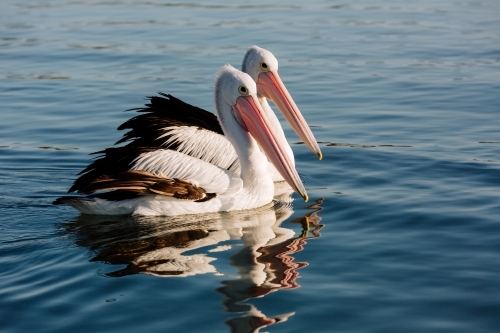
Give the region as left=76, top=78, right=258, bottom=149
left=131, top=149, right=243, bottom=195
left=156, top=126, right=241, bottom=173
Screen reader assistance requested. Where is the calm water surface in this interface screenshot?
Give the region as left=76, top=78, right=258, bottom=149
left=1, top=0, right=499, bottom=332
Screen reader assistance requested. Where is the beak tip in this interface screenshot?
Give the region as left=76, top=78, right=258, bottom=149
left=303, top=193, right=309, bottom=202
left=317, top=152, right=323, bottom=160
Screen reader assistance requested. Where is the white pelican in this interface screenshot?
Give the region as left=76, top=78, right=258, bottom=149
left=115, top=46, right=322, bottom=183
left=54, top=66, right=308, bottom=216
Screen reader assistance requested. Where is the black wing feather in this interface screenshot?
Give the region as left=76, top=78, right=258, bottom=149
left=68, top=94, right=231, bottom=196
left=116, top=93, right=224, bottom=147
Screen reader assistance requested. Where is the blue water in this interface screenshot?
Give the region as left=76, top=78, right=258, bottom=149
left=1, top=0, right=500, bottom=332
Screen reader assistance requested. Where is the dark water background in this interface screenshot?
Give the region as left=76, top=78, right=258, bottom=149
left=1, top=1, right=499, bottom=332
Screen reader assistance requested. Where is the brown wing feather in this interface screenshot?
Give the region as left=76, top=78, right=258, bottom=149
left=79, top=170, right=214, bottom=202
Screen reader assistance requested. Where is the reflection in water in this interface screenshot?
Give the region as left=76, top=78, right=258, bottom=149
left=61, top=198, right=323, bottom=333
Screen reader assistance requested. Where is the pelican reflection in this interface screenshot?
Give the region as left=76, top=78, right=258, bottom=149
left=62, top=199, right=324, bottom=332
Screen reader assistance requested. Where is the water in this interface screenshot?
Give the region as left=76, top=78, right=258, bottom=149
left=1, top=0, right=499, bottom=332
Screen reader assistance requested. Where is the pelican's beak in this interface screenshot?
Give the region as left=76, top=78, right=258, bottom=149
left=257, top=70, right=322, bottom=160
left=233, top=95, right=308, bottom=202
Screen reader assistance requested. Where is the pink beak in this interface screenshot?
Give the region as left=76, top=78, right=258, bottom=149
left=257, top=70, right=322, bottom=160
left=232, top=95, right=308, bottom=201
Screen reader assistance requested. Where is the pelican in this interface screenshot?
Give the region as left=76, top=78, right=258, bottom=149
left=54, top=66, right=308, bottom=216
left=115, top=46, right=322, bottom=183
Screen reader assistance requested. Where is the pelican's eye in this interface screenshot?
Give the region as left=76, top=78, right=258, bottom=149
left=260, top=62, right=269, bottom=71
left=238, top=85, right=249, bottom=95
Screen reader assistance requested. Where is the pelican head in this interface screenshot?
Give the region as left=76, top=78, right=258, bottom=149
left=242, top=46, right=322, bottom=160
left=215, top=65, right=308, bottom=201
